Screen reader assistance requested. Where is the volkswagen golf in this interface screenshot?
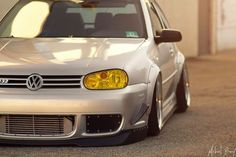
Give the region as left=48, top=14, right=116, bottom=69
left=0, top=0, right=190, bottom=146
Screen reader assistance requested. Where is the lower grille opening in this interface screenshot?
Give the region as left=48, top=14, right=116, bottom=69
left=0, top=115, right=75, bottom=137
left=85, top=114, right=122, bottom=134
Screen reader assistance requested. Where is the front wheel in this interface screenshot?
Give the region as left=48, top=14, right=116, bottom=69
left=147, top=76, right=163, bottom=136
left=176, top=64, right=191, bottom=113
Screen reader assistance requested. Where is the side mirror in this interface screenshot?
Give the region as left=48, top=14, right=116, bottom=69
left=154, top=29, right=182, bottom=45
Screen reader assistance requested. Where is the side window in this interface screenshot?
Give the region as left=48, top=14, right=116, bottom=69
left=146, top=2, right=163, bottom=35
left=153, top=2, right=171, bottom=29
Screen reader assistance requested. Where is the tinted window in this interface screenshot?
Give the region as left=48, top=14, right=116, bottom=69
left=146, top=1, right=163, bottom=35
left=152, top=2, right=170, bottom=29
left=0, top=0, right=147, bottom=38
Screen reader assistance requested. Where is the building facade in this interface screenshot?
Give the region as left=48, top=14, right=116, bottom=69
left=217, top=0, right=236, bottom=51
left=159, top=0, right=236, bottom=56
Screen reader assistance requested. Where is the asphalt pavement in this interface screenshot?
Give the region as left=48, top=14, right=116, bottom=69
left=0, top=52, right=235, bottom=157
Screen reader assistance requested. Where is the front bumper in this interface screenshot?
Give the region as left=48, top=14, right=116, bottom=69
left=0, top=84, right=150, bottom=145
left=0, top=127, right=148, bottom=146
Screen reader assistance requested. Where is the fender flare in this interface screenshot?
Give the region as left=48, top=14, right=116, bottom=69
left=176, top=51, right=186, bottom=82
left=146, top=64, right=161, bottom=114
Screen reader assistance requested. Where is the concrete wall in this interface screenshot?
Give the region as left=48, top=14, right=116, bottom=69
left=157, top=0, right=199, bottom=57
left=217, top=0, right=236, bottom=51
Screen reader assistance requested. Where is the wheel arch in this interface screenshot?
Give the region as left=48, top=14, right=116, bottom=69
left=146, top=65, right=162, bottom=114
left=176, top=51, right=187, bottom=84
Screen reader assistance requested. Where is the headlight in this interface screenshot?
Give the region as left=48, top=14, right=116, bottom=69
left=83, top=69, right=128, bottom=90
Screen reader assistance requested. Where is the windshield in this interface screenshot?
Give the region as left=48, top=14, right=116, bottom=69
left=0, top=0, right=147, bottom=38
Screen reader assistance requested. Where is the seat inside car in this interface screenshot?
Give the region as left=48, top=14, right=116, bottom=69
left=91, top=13, right=143, bottom=37
left=111, top=14, right=142, bottom=37
left=95, top=13, right=113, bottom=31
left=40, top=7, right=85, bottom=37
left=87, top=13, right=113, bottom=36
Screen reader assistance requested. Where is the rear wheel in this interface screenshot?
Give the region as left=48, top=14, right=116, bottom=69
left=176, top=64, right=191, bottom=113
left=148, top=76, right=163, bottom=136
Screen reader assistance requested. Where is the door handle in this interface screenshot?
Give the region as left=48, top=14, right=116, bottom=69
left=169, top=49, right=175, bottom=56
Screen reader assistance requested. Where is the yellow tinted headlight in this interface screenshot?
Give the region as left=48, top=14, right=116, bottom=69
left=83, top=69, right=128, bottom=90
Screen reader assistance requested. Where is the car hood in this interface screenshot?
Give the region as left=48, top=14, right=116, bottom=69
left=0, top=38, right=145, bottom=75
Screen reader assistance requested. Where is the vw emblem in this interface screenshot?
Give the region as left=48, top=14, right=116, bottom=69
left=26, top=74, right=43, bottom=91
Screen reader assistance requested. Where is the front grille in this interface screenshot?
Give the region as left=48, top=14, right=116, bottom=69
left=0, top=75, right=82, bottom=89
left=0, top=115, right=75, bottom=137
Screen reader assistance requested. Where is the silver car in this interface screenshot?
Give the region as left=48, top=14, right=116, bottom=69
left=0, top=0, right=190, bottom=146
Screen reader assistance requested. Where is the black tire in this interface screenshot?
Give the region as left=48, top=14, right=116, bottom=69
left=176, top=65, right=190, bottom=113
left=147, top=77, right=162, bottom=136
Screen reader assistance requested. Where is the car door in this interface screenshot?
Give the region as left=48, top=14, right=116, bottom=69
left=147, top=1, right=177, bottom=103
left=152, top=2, right=179, bottom=101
